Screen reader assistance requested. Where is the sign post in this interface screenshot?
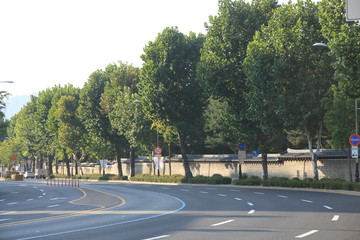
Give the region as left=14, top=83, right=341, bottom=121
left=349, top=134, right=360, bottom=182
left=238, top=143, right=246, bottom=179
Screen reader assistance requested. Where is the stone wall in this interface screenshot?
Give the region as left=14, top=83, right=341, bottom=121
left=54, top=157, right=356, bottom=181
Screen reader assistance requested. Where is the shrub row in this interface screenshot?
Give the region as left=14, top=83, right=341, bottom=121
left=233, top=176, right=360, bottom=191
left=184, top=174, right=232, bottom=184
left=130, top=174, right=232, bottom=184
left=130, top=174, right=185, bottom=183
left=52, top=173, right=128, bottom=181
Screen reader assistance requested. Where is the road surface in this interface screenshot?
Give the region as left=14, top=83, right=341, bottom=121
left=1, top=180, right=359, bottom=240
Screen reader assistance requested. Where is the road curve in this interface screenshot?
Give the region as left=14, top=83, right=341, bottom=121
left=1, top=180, right=359, bottom=240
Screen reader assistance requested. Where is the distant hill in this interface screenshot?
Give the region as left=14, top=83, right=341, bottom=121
left=4, top=94, right=33, bottom=120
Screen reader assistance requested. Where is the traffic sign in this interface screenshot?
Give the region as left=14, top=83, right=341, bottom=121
left=349, top=134, right=360, bottom=146
left=238, top=143, right=246, bottom=151
left=252, top=150, right=259, bottom=157
left=154, top=147, right=162, bottom=155
left=352, top=146, right=358, bottom=159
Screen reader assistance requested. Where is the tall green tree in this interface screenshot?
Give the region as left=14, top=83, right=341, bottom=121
left=139, top=27, right=206, bottom=178
left=244, top=0, right=334, bottom=180
left=319, top=0, right=360, bottom=99
left=199, top=0, right=278, bottom=179
left=79, top=67, right=127, bottom=177
left=102, top=62, right=154, bottom=177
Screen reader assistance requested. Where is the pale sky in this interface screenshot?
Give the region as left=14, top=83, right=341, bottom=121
left=0, top=0, right=290, bottom=118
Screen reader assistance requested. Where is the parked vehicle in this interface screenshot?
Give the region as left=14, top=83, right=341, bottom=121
left=24, top=172, right=34, bottom=178
left=35, top=169, right=46, bottom=179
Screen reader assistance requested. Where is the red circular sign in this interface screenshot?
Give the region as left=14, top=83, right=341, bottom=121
left=154, top=147, right=162, bottom=154
left=349, top=134, right=360, bottom=146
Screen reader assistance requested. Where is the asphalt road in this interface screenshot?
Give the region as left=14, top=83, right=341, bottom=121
left=1, top=180, right=359, bottom=240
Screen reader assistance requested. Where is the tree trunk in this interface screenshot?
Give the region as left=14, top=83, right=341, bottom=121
left=261, top=151, right=268, bottom=180
left=114, top=142, right=123, bottom=177
left=47, top=154, right=54, bottom=176
left=177, top=130, right=193, bottom=179
left=63, top=149, right=71, bottom=177
left=130, top=146, right=136, bottom=177
left=306, top=129, right=319, bottom=181
left=168, top=144, right=172, bottom=176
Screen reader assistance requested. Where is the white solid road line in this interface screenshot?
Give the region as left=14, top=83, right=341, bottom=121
left=0, top=211, right=16, bottom=215
left=142, top=235, right=170, bottom=240
left=295, top=230, right=319, bottom=238
left=332, top=215, right=340, bottom=221
left=211, top=219, right=235, bottom=227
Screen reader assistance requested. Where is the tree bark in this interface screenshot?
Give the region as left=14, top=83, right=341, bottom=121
left=63, top=149, right=71, bottom=177
left=114, top=142, right=123, bottom=176
left=177, top=130, right=193, bottom=179
left=47, top=154, right=54, bottom=176
left=168, top=144, right=172, bottom=176
left=261, top=152, right=268, bottom=180
left=306, top=129, right=319, bottom=181
left=130, top=146, right=136, bottom=177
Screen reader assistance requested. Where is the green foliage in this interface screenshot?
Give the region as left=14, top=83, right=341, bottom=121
left=233, top=176, right=262, bottom=186
left=185, top=174, right=232, bottom=184
left=130, top=174, right=185, bottom=183
left=234, top=176, right=360, bottom=191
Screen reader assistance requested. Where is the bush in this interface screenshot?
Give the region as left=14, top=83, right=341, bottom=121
left=233, top=176, right=262, bottom=186
left=131, top=174, right=185, bottom=183
left=184, top=175, right=232, bottom=185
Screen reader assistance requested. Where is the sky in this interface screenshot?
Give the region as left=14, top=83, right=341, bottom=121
left=0, top=0, right=291, bottom=119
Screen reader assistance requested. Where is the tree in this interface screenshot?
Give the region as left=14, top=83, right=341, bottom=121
left=79, top=67, right=128, bottom=177
left=139, top=27, right=206, bottom=178
left=319, top=0, right=360, bottom=98
left=244, top=0, right=334, bottom=180
left=198, top=0, right=279, bottom=179
left=102, top=62, right=154, bottom=177
left=54, top=95, right=85, bottom=176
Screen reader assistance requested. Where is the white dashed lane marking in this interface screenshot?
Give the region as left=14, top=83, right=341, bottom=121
left=301, top=199, right=313, bottom=203
left=47, top=204, right=60, bottom=208
left=323, top=205, right=333, bottom=210
left=142, top=235, right=170, bottom=240
left=248, top=210, right=255, bottom=214
left=234, top=198, right=242, bottom=201
left=277, top=195, right=288, bottom=198
left=247, top=202, right=254, bottom=206
left=211, top=219, right=234, bottom=227
left=199, top=191, right=208, bottom=194
left=254, top=192, right=264, bottom=195
left=26, top=199, right=33, bottom=201
left=217, top=194, right=227, bottom=197
left=6, top=202, right=18, bottom=205
left=295, top=230, right=319, bottom=238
